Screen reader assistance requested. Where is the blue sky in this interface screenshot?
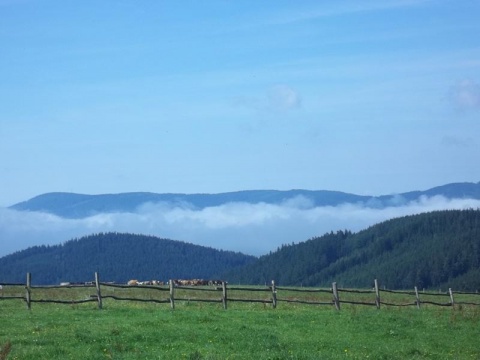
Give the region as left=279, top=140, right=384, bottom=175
left=1, top=0, right=480, bottom=207
left=1, top=0, right=480, bottom=257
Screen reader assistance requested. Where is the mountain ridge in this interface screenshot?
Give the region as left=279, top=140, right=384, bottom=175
left=9, top=181, right=480, bottom=219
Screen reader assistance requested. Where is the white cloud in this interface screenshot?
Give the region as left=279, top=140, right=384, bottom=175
left=449, top=79, right=480, bottom=111
left=267, top=85, right=301, bottom=112
left=1, top=196, right=479, bottom=258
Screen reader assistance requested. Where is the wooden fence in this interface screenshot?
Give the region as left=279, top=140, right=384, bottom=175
left=1, top=273, right=480, bottom=310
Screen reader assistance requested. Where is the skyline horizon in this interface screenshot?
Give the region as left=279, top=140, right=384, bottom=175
left=5, top=178, right=480, bottom=207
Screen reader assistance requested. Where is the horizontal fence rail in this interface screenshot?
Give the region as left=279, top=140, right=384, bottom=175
left=1, top=273, right=480, bottom=310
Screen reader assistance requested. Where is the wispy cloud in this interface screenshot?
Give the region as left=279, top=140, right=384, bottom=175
left=0, top=0, right=31, bottom=6
left=1, top=195, right=479, bottom=258
left=268, top=0, right=431, bottom=25
left=441, top=135, right=475, bottom=148
left=233, top=84, right=301, bottom=113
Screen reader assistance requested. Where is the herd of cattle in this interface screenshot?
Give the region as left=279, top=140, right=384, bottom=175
left=172, top=279, right=224, bottom=286
left=127, top=279, right=225, bottom=286
left=55, top=279, right=225, bottom=287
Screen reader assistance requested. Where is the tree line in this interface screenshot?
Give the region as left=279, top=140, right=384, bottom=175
left=0, top=233, right=256, bottom=285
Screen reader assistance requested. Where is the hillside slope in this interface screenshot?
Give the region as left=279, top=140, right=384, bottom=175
left=224, top=209, right=480, bottom=291
left=0, top=233, right=257, bottom=285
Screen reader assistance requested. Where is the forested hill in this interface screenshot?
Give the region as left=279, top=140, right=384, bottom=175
left=223, top=209, right=480, bottom=291
left=0, top=233, right=256, bottom=285
left=2, top=210, right=479, bottom=289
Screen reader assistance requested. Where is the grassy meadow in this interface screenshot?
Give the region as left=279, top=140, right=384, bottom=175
left=1, top=285, right=480, bottom=359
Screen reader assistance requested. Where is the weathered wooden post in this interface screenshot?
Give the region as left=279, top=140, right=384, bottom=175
left=374, top=279, right=380, bottom=309
left=449, top=288, right=455, bottom=307
left=332, top=282, right=340, bottom=310
left=169, top=280, right=175, bottom=310
left=414, top=286, right=421, bottom=309
left=222, top=281, right=228, bottom=310
left=95, top=272, right=103, bottom=309
left=271, top=280, right=277, bottom=309
left=26, top=272, right=31, bottom=310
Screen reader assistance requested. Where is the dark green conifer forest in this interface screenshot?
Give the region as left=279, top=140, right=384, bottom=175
left=0, top=233, right=256, bottom=285
left=1, top=209, right=479, bottom=290
left=226, top=209, right=480, bottom=290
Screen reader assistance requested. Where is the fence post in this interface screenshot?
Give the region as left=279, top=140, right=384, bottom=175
left=271, top=280, right=277, bottom=309
left=374, top=279, right=380, bottom=309
left=449, top=288, right=455, bottom=307
left=25, top=272, right=31, bottom=310
left=222, top=281, right=228, bottom=310
left=169, top=280, right=175, bottom=310
left=95, top=272, right=103, bottom=309
left=332, top=282, right=340, bottom=310
left=414, top=286, right=421, bottom=309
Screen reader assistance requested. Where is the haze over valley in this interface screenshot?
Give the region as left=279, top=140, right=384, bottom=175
left=2, top=182, right=479, bottom=258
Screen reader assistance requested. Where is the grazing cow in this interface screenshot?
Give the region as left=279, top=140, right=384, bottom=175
left=127, top=279, right=139, bottom=286
left=208, top=280, right=224, bottom=286
left=172, top=279, right=188, bottom=286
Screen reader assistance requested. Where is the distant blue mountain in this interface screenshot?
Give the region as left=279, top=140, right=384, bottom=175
left=9, top=182, right=480, bottom=219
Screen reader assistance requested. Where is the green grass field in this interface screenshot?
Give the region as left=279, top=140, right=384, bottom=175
left=1, top=286, right=480, bottom=359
